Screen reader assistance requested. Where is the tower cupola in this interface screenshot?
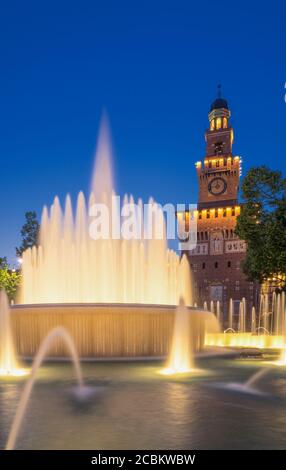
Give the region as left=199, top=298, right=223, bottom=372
left=208, top=85, right=231, bottom=131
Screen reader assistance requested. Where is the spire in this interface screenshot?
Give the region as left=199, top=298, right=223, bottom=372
left=217, top=84, right=222, bottom=98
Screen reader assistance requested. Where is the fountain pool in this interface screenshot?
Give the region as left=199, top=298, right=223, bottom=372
left=2, top=356, right=286, bottom=450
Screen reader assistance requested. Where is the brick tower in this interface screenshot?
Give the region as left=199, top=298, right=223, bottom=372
left=185, top=87, right=259, bottom=322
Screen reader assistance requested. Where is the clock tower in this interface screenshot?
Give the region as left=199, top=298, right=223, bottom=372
left=196, top=85, right=240, bottom=209
left=182, top=87, right=259, bottom=325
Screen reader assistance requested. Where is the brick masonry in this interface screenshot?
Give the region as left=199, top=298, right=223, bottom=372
left=182, top=95, right=260, bottom=324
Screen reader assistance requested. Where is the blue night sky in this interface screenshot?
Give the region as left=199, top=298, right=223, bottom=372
left=0, top=0, right=285, bottom=263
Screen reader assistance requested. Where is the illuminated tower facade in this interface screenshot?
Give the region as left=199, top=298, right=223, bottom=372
left=187, top=88, right=259, bottom=321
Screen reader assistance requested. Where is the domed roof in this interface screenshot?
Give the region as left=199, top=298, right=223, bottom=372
left=210, top=85, right=228, bottom=111
left=210, top=97, right=228, bottom=112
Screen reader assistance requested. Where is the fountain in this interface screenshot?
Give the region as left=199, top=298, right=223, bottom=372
left=263, top=294, right=269, bottom=332
left=224, top=367, right=270, bottom=396
left=5, top=326, right=84, bottom=450
left=9, top=116, right=215, bottom=359
left=251, top=306, right=256, bottom=334
left=205, top=292, right=286, bottom=350
left=161, top=297, right=218, bottom=375
left=238, top=300, right=245, bottom=333
left=161, top=297, right=195, bottom=374
left=0, top=290, right=26, bottom=377
left=272, top=348, right=286, bottom=366
left=228, top=298, right=233, bottom=330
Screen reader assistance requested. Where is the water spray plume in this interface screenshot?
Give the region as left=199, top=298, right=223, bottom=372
left=20, top=115, right=192, bottom=306
left=5, top=326, right=83, bottom=450
left=0, top=290, right=27, bottom=377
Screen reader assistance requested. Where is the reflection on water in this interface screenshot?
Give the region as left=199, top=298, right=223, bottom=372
left=1, top=358, right=286, bottom=449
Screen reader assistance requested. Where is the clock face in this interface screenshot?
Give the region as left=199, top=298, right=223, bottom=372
left=208, top=177, right=227, bottom=196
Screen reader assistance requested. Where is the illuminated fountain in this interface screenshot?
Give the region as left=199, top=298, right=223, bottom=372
left=161, top=297, right=219, bottom=375
left=251, top=306, right=256, bottom=334
left=6, top=327, right=84, bottom=450
left=238, top=300, right=246, bottom=333
left=273, top=348, right=286, bottom=366
left=216, top=301, right=221, bottom=328
left=205, top=292, right=286, bottom=350
left=225, top=367, right=270, bottom=396
left=10, top=116, right=213, bottom=359
left=19, top=117, right=191, bottom=306
left=0, top=290, right=26, bottom=377
left=161, top=297, right=195, bottom=374
left=228, top=298, right=233, bottom=330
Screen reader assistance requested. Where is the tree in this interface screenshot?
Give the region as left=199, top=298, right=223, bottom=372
left=0, top=263, right=21, bottom=302
left=235, top=166, right=286, bottom=290
left=16, top=211, right=40, bottom=257
left=0, top=257, right=8, bottom=269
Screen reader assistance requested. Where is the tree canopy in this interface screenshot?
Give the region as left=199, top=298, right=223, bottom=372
left=235, top=166, right=286, bottom=290
left=16, top=211, right=40, bottom=257
left=0, top=263, right=21, bottom=302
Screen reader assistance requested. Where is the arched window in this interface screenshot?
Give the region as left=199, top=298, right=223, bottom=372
left=210, top=119, right=215, bottom=130
left=216, top=117, right=222, bottom=129
left=202, top=262, right=206, bottom=269
left=223, top=117, right=227, bottom=128
left=214, top=262, right=218, bottom=268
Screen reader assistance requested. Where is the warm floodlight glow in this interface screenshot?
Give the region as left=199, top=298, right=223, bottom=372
left=159, top=366, right=197, bottom=376
left=161, top=297, right=195, bottom=375
left=272, top=349, right=286, bottom=366
left=205, top=333, right=285, bottom=350
left=160, top=298, right=218, bottom=376
left=0, top=368, right=28, bottom=377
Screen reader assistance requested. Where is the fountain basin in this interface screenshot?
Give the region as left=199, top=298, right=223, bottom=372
left=11, top=304, right=217, bottom=358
